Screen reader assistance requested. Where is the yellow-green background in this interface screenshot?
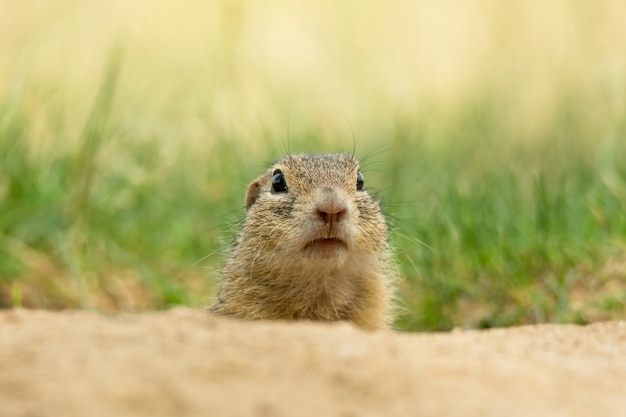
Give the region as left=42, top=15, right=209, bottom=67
left=2, top=0, right=625, bottom=330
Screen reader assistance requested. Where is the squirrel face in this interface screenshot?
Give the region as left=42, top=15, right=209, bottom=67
left=241, top=154, right=387, bottom=268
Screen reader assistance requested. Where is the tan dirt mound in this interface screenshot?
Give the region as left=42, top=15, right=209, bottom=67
left=1, top=309, right=625, bottom=417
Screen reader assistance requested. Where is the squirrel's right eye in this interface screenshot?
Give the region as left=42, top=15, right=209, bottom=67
left=271, top=170, right=288, bottom=193
left=356, top=171, right=364, bottom=191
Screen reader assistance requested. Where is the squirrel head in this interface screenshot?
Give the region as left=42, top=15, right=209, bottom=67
left=240, top=154, right=386, bottom=264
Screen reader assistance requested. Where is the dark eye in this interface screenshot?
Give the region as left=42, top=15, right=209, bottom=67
left=356, top=171, right=364, bottom=191
left=271, top=170, right=288, bottom=193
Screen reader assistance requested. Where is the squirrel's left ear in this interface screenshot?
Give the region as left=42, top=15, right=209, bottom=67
left=244, top=175, right=265, bottom=210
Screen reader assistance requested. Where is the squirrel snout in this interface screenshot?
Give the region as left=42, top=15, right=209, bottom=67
left=315, top=189, right=349, bottom=224
left=316, top=204, right=347, bottom=224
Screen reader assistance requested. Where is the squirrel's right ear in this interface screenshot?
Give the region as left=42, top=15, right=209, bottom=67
left=244, top=175, right=265, bottom=210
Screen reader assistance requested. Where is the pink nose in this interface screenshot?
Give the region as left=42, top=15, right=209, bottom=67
left=316, top=201, right=347, bottom=224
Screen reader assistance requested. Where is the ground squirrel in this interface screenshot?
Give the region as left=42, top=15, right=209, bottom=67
left=209, top=153, right=394, bottom=330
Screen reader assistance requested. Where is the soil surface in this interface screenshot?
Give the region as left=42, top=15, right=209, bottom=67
left=1, top=308, right=625, bottom=417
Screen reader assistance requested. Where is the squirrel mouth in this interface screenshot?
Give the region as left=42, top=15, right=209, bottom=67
left=304, top=238, right=348, bottom=254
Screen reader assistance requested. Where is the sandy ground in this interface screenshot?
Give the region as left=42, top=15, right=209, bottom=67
left=1, top=309, right=625, bottom=417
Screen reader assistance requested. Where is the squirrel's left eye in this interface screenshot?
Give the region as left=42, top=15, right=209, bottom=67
left=356, top=171, right=364, bottom=191
left=271, top=170, right=288, bottom=193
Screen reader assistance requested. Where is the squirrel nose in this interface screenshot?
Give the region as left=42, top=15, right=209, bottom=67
left=316, top=200, right=347, bottom=224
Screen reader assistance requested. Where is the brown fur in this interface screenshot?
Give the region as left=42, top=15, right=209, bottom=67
left=209, top=154, right=395, bottom=330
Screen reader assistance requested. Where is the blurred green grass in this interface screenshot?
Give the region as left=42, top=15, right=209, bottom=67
left=1, top=1, right=625, bottom=330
